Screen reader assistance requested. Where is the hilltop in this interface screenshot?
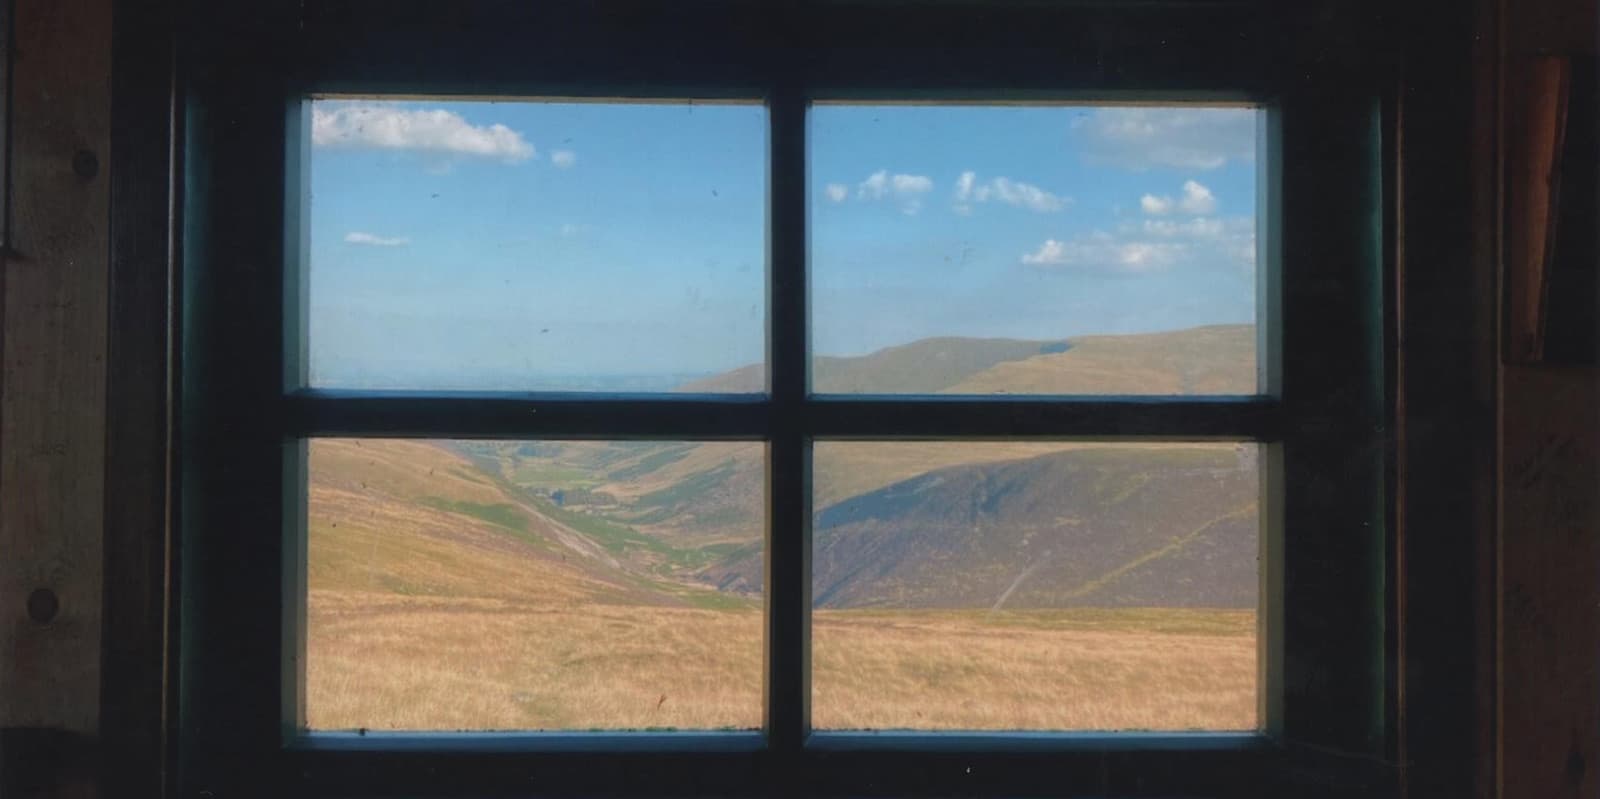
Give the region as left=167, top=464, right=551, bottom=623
left=678, top=323, right=1255, bottom=395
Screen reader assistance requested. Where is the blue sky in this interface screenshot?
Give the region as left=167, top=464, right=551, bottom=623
left=307, top=100, right=1259, bottom=389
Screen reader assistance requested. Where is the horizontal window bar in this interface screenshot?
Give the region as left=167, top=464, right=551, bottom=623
left=279, top=736, right=1396, bottom=798
left=811, top=396, right=1280, bottom=439
left=291, top=731, right=767, bottom=754
left=293, top=4, right=1286, bottom=98
left=806, top=731, right=1270, bottom=753
left=285, top=390, right=1279, bottom=439
left=283, top=390, right=770, bottom=438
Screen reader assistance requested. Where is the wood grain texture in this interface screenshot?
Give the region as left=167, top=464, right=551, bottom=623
left=0, top=0, right=113, bottom=746
left=1500, top=365, right=1600, bottom=799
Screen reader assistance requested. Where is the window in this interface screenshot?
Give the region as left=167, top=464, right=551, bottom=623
left=180, top=4, right=1388, bottom=797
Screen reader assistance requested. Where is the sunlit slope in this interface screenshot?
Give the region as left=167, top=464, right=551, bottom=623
left=706, top=446, right=1259, bottom=609
left=676, top=323, right=1254, bottom=396
left=677, top=337, right=1069, bottom=394
left=944, top=324, right=1255, bottom=395
left=307, top=439, right=753, bottom=608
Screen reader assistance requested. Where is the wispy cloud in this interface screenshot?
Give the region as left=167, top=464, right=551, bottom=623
left=345, top=231, right=410, bottom=247
left=851, top=170, right=934, bottom=214
left=1074, top=107, right=1256, bottom=171
left=824, top=183, right=850, bottom=203
left=1139, top=180, right=1219, bottom=216
left=550, top=149, right=577, bottom=168
left=1140, top=194, right=1173, bottom=215
left=954, top=171, right=1069, bottom=213
left=1021, top=234, right=1183, bottom=272
left=312, top=103, right=535, bottom=163
left=1023, top=196, right=1255, bottom=274
left=1178, top=180, right=1217, bottom=214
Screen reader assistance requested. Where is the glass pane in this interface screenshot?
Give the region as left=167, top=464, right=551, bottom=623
left=304, top=99, right=766, bottom=392
left=807, top=104, right=1261, bottom=395
left=303, top=438, right=765, bottom=731
left=809, top=442, right=1260, bottom=731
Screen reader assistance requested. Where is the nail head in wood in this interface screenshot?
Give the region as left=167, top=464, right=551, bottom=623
left=72, top=149, right=99, bottom=180
left=26, top=588, right=59, bottom=625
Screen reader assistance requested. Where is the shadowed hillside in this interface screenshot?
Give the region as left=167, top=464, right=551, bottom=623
left=706, top=446, right=1258, bottom=610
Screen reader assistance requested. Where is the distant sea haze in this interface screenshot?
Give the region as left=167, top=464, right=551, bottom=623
left=310, top=371, right=719, bottom=392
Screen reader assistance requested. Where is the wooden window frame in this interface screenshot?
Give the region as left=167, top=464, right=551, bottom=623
left=176, top=2, right=1392, bottom=796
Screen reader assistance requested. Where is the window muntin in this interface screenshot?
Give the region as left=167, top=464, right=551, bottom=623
left=808, top=104, right=1261, bottom=396
left=304, top=438, right=766, bottom=731
left=176, top=4, right=1398, bottom=794
left=288, top=97, right=1271, bottom=739
left=304, top=100, right=768, bottom=393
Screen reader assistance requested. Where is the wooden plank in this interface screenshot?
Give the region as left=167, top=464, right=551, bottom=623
left=1500, top=365, right=1600, bottom=799
left=0, top=0, right=114, bottom=793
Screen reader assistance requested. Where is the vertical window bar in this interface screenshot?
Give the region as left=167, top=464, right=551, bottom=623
left=765, top=85, right=810, bottom=756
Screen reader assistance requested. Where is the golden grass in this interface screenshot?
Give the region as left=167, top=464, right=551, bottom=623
left=945, top=325, right=1257, bottom=396
left=305, top=593, right=1255, bottom=733
left=306, top=591, right=764, bottom=731
left=812, top=608, right=1256, bottom=731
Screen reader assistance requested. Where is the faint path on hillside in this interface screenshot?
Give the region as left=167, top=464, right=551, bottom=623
left=990, top=559, right=1048, bottom=612
left=1054, top=505, right=1258, bottom=604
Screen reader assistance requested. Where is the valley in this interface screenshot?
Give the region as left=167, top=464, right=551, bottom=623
left=303, top=323, right=1261, bottom=732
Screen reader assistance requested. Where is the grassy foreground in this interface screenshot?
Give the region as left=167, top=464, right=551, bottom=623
left=306, top=593, right=1256, bottom=732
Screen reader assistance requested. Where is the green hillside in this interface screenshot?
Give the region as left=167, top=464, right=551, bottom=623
left=676, top=323, right=1254, bottom=395
left=307, top=438, right=757, bottom=610
left=308, top=325, right=1260, bottom=613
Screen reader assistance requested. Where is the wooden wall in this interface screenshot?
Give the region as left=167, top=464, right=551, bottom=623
left=0, top=0, right=114, bottom=796
left=1496, top=2, right=1600, bottom=797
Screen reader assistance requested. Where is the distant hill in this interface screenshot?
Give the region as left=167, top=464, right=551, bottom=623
left=678, top=337, right=1069, bottom=393
left=945, top=325, right=1256, bottom=395
left=308, top=326, right=1261, bottom=613
left=676, top=324, right=1255, bottom=395
left=308, top=439, right=759, bottom=610
left=704, top=447, right=1258, bottom=610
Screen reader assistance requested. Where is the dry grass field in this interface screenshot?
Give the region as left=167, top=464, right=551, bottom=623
left=302, top=435, right=1259, bottom=733
left=306, top=592, right=1255, bottom=732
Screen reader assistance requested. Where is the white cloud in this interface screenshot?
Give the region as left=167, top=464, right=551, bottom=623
left=1140, top=194, right=1173, bottom=215
left=955, top=171, right=977, bottom=201
left=892, top=173, right=933, bottom=194
left=954, top=171, right=1069, bottom=213
left=1179, top=180, right=1217, bottom=214
left=824, top=183, right=850, bottom=203
left=1021, top=233, right=1182, bottom=272
left=559, top=223, right=587, bottom=237
left=1027, top=210, right=1254, bottom=275
left=550, top=149, right=577, bottom=168
left=853, top=169, right=933, bottom=214
left=1140, top=180, right=1218, bottom=217
left=345, top=231, right=409, bottom=247
left=1074, top=107, right=1256, bottom=170
left=312, top=103, right=535, bottom=162
left=857, top=170, right=891, bottom=199
left=1142, top=217, right=1225, bottom=238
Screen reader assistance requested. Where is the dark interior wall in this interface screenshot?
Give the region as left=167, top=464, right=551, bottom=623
left=0, top=0, right=1592, bottom=797
left=1496, top=0, right=1600, bottom=796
